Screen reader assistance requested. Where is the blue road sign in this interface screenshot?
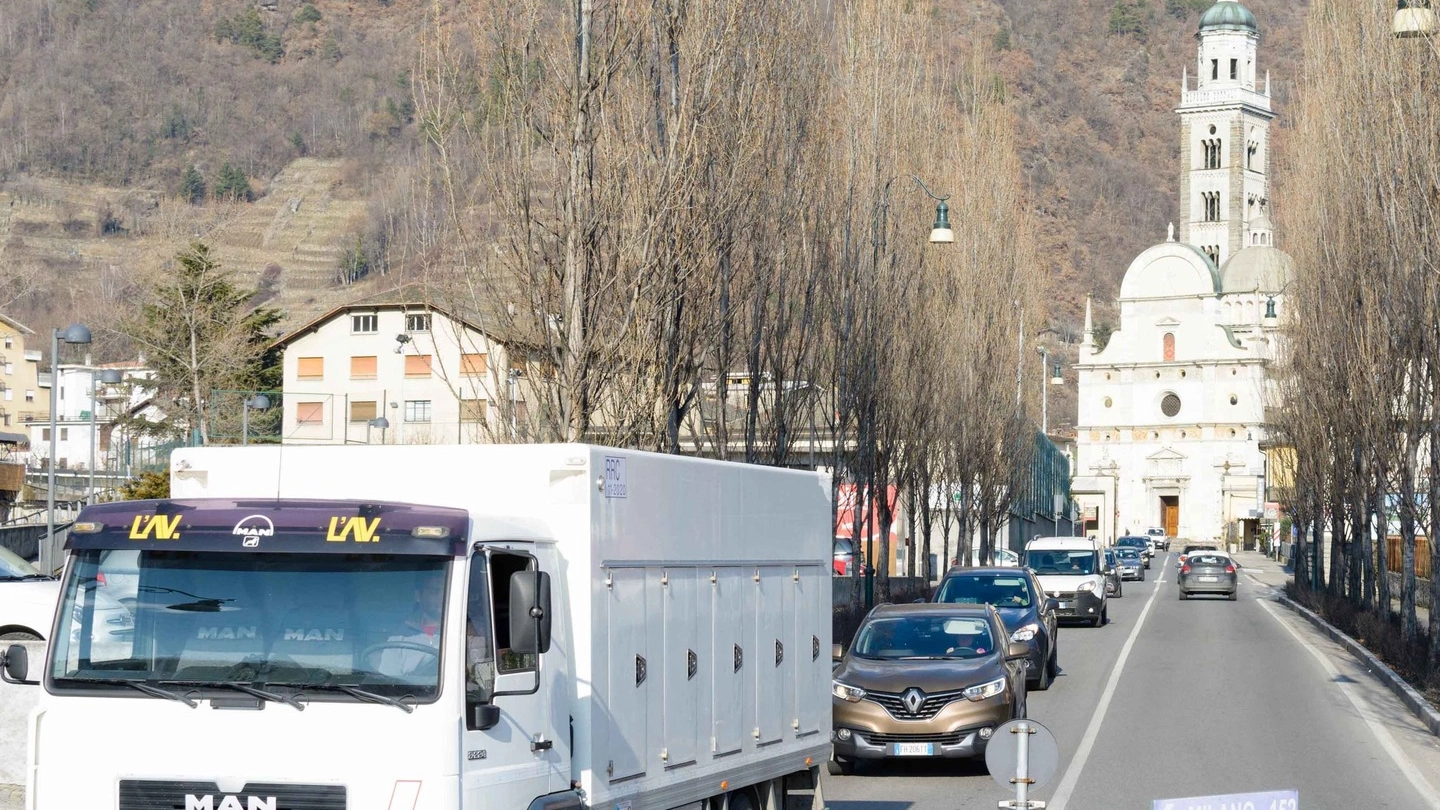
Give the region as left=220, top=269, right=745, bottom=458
left=1154, top=790, right=1299, bottom=810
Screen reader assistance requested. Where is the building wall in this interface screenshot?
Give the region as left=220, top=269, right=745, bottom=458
left=280, top=309, right=519, bottom=445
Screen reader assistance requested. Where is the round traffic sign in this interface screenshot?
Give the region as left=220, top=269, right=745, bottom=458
left=984, top=719, right=1061, bottom=790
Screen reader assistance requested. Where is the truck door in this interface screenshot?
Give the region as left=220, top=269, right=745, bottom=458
left=461, top=549, right=564, bottom=807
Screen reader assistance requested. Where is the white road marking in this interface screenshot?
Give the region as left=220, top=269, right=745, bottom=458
left=1047, top=557, right=1166, bottom=810
left=1255, top=597, right=1440, bottom=809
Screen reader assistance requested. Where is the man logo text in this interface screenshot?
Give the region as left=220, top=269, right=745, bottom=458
left=185, top=796, right=276, bottom=810
left=129, top=515, right=181, bottom=540
left=326, top=516, right=381, bottom=543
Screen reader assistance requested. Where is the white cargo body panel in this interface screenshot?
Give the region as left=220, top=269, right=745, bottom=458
left=170, top=443, right=831, bottom=809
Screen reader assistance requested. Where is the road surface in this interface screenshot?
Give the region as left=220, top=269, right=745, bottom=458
left=823, top=551, right=1440, bottom=810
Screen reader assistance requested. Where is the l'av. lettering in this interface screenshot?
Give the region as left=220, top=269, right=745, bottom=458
left=326, top=516, right=381, bottom=543
left=129, top=514, right=182, bottom=540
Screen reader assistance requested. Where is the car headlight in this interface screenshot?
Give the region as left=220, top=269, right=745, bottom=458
left=832, top=681, right=866, bottom=703
left=963, top=677, right=1007, bottom=701
left=1077, top=581, right=1097, bottom=593
left=1010, top=623, right=1040, bottom=643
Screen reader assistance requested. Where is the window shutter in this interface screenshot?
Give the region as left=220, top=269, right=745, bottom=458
left=461, top=353, right=488, bottom=375
left=350, top=356, right=378, bottom=379
left=297, top=402, right=325, bottom=425
left=350, top=400, right=378, bottom=422
left=297, top=357, right=324, bottom=379
left=404, top=355, right=433, bottom=377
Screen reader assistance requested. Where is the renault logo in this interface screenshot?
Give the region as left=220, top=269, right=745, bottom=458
left=901, top=687, right=926, bottom=714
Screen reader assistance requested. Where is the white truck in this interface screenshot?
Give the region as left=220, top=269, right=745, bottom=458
left=1, top=444, right=832, bottom=810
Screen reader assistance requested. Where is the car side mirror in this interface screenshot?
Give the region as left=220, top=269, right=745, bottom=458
left=832, top=643, right=844, bottom=662
left=1, top=644, right=36, bottom=686
left=469, top=702, right=501, bottom=731
left=1044, top=598, right=1059, bottom=613
left=1005, top=642, right=1030, bottom=662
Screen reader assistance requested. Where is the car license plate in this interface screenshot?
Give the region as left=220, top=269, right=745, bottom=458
left=893, top=742, right=934, bottom=756
left=1058, top=601, right=1071, bottom=609
left=1199, top=575, right=1218, bottom=582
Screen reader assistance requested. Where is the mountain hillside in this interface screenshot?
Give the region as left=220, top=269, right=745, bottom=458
left=0, top=0, right=1313, bottom=424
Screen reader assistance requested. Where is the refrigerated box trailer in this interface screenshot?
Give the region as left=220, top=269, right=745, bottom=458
left=1, top=444, right=832, bottom=810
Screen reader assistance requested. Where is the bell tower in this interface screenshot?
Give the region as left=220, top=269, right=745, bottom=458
left=1176, top=1, right=1274, bottom=269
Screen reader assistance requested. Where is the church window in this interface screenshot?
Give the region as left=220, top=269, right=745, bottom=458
left=1230, top=429, right=1237, bottom=437
left=1230, top=394, right=1239, bottom=405
left=1202, top=192, right=1221, bottom=221
left=1180, top=369, right=1187, bottom=378
left=1161, top=393, right=1182, bottom=418
left=1211, top=59, right=1219, bottom=80
left=1152, top=432, right=1160, bottom=440
left=1104, top=396, right=1113, bottom=408
left=1203, top=141, right=1222, bottom=170
left=1204, top=245, right=1220, bottom=266
left=1230, top=59, right=1238, bottom=80
left=1247, top=142, right=1259, bottom=171
left=1163, top=333, right=1175, bottom=361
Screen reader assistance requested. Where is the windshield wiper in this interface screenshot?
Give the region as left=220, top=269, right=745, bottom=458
left=291, top=683, right=415, bottom=713
left=0, top=574, right=53, bottom=582
left=65, top=677, right=199, bottom=708
left=161, top=680, right=305, bottom=711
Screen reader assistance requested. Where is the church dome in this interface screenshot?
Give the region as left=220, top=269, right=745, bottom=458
left=1220, top=245, right=1293, bottom=294
left=1199, top=1, right=1258, bottom=34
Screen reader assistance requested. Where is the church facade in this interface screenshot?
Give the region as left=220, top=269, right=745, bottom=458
left=1071, top=1, right=1292, bottom=547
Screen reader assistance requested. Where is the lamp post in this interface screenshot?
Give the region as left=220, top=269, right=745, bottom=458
left=44, top=324, right=93, bottom=574
left=367, top=416, right=389, bottom=444
left=87, top=368, right=124, bottom=505
left=1037, top=349, right=1064, bottom=435
left=1394, top=0, right=1437, bottom=37
left=241, top=394, right=271, bottom=446
left=507, top=368, right=524, bottom=440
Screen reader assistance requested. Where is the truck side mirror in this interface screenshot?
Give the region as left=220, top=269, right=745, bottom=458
left=509, top=570, right=552, bottom=655
left=469, top=702, right=501, bottom=731
left=1, top=644, right=37, bottom=685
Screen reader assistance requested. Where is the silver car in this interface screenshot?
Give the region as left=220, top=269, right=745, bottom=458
left=1178, top=552, right=1237, bottom=600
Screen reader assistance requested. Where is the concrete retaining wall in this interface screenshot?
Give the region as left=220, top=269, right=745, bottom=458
left=0, top=641, right=42, bottom=805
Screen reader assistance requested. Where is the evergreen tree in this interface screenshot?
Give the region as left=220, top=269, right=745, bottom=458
left=179, top=166, right=206, bottom=204
left=214, top=162, right=252, bottom=202
left=117, top=243, right=283, bottom=445
left=1108, top=1, right=1148, bottom=36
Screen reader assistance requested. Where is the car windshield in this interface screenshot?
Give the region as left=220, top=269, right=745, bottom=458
left=851, top=615, right=995, bottom=660
left=0, top=545, right=43, bottom=579
left=935, top=574, right=1032, bottom=608
left=1116, top=549, right=1141, bottom=560
left=1026, top=549, right=1098, bottom=575
left=50, top=550, right=451, bottom=700
left=1119, top=537, right=1147, bottom=547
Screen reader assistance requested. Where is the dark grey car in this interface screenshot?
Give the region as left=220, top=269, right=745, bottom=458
left=1102, top=549, right=1123, bottom=598
left=1178, top=552, right=1238, bottom=600
left=933, top=568, right=1059, bottom=691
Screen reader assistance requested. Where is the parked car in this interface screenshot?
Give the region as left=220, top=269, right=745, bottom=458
left=1102, top=549, right=1123, bottom=598
left=1145, top=527, right=1170, bottom=550
left=1178, top=551, right=1238, bottom=600
left=1024, top=537, right=1108, bottom=626
left=1116, top=535, right=1153, bottom=566
left=933, top=567, right=1059, bottom=691
left=1114, top=547, right=1145, bottom=581
left=829, top=603, right=1029, bottom=774
left=0, top=545, right=59, bottom=640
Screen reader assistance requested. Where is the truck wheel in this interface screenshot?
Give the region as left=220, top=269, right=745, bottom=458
left=726, top=787, right=761, bottom=809
left=826, top=756, right=854, bottom=776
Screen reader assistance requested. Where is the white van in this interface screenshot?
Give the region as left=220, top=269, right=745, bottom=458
left=1023, top=537, right=1108, bottom=627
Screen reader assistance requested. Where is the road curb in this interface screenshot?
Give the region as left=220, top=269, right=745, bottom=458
left=1274, top=592, right=1440, bottom=738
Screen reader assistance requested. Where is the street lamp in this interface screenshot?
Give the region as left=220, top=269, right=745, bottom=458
left=44, top=323, right=92, bottom=574
left=1037, top=348, right=1064, bottom=435
left=87, top=368, right=124, bottom=505
left=1394, top=0, right=1437, bottom=37
left=241, top=394, right=271, bottom=446
left=366, top=416, right=389, bottom=444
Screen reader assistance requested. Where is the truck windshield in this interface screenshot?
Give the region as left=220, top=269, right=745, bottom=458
left=49, top=550, right=450, bottom=702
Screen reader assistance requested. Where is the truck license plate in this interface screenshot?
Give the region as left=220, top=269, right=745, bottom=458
left=892, top=742, right=934, bottom=756
left=1199, top=576, right=1218, bottom=582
